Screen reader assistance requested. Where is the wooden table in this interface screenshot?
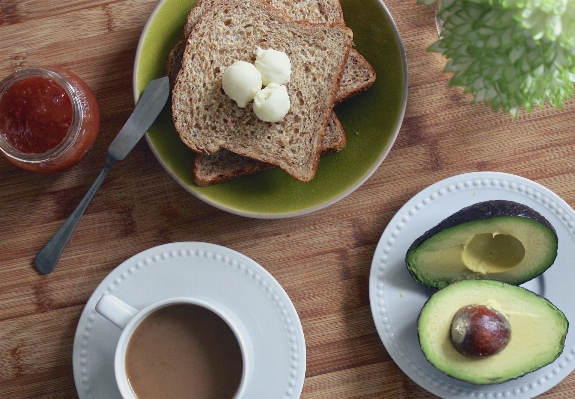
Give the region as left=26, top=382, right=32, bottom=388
left=1, top=1, right=574, bottom=398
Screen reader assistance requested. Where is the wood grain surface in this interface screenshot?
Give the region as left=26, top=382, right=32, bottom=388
left=1, top=0, right=575, bottom=398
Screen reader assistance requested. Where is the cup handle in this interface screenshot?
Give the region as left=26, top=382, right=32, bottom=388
left=95, top=294, right=139, bottom=329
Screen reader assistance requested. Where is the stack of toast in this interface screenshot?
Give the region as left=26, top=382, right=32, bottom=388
left=168, top=0, right=376, bottom=185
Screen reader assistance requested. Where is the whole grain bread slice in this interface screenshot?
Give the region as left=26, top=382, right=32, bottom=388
left=335, top=49, right=376, bottom=103
left=167, top=0, right=374, bottom=185
left=166, top=39, right=347, bottom=155
left=166, top=1, right=348, bottom=186
left=167, top=39, right=375, bottom=105
left=172, top=0, right=353, bottom=182
left=183, top=0, right=344, bottom=38
left=175, top=0, right=375, bottom=102
left=193, top=113, right=346, bottom=186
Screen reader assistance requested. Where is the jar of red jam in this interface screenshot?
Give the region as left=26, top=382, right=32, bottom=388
left=0, top=67, right=100, bottom=173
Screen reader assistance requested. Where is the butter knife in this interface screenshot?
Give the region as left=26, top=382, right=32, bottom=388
left=34, top=76, right=170, bottom=275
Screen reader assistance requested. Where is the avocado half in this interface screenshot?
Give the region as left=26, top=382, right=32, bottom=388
left=406, top=200, right=558, bottom=289
left=418, top=280, right=568, bottom=385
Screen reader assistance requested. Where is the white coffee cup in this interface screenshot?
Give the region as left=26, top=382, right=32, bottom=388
left=95, top=294, right=254, bottom=399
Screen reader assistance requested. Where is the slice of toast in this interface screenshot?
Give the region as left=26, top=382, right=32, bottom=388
left=335, top=49, right=376, bottom=104
left=167, top=0, right=373, bottom=184
left=174, top=0, right=375, bottom=102
left=172, top=0, right=353, bottom=182
left=193, top=113, right=346, bottom=186
left=166, top=40, right=186, bottom=91
left=167, top=0, right=374, bottom=185
left=166, top=23, right=348, bottom=186
left=167, top=39, right=375, bottom=105
left=165, top=20, right=349, bottom=187
left=183, top=0, right=345, bottom=38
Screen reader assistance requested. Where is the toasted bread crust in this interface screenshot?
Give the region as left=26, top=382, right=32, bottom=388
left=165, top=40, right=185, bottom=91
left=172, top=0, right=353, bottom=182
left=335, top=49, right=377, bottom=104
left=184, top=0, right=345, bottom=38
left=193, top=150, right=276, bottom=186
left=192, top=113, right=346, bottom=186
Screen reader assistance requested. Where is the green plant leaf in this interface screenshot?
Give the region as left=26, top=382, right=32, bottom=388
left=425, top=0, right=575, bottom=117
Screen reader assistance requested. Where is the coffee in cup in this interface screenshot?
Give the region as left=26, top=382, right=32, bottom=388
left=95, top=295, right=253, bottom=399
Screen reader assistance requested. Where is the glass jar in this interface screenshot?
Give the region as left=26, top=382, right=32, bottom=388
left=0, top=67, right=100, bottom=173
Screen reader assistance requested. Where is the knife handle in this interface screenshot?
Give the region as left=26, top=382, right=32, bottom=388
left=34, top=157, right=115, bottom=274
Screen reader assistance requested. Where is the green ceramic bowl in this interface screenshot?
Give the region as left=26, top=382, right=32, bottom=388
left=133, top=0, right=407, bottom=218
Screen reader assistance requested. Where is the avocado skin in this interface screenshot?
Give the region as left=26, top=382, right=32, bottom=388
left=409, top=200, right=556, bottom=250
left=417, top=280, right=569, bottom=385
left=406, top=200, right=558, bottom=288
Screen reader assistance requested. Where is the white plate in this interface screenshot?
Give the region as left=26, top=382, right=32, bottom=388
left=369, top=171, right=575, bottom=398
left=73, top=242, right=306, bottom=399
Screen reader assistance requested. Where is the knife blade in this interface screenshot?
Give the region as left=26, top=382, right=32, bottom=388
left=34, top=76, right=170, bottom=274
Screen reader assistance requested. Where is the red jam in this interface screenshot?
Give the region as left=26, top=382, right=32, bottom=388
left=0, top=67, right=100, bottom=173
left=0, top=77, right=73, bottom=154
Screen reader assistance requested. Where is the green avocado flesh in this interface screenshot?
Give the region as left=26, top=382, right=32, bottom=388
left=418, top=280, right=568, bottom=385
left=406, top=201, right=558, bottom=289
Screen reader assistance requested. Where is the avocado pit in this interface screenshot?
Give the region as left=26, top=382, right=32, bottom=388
left=450, top=305, right=511, bottom=358
left=417, top=276, right=568, bottom=384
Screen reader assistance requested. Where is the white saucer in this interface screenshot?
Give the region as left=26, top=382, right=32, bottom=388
left=73, top=242, right=306, bottom=399
left=369, top=172, right=575, bottom=398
